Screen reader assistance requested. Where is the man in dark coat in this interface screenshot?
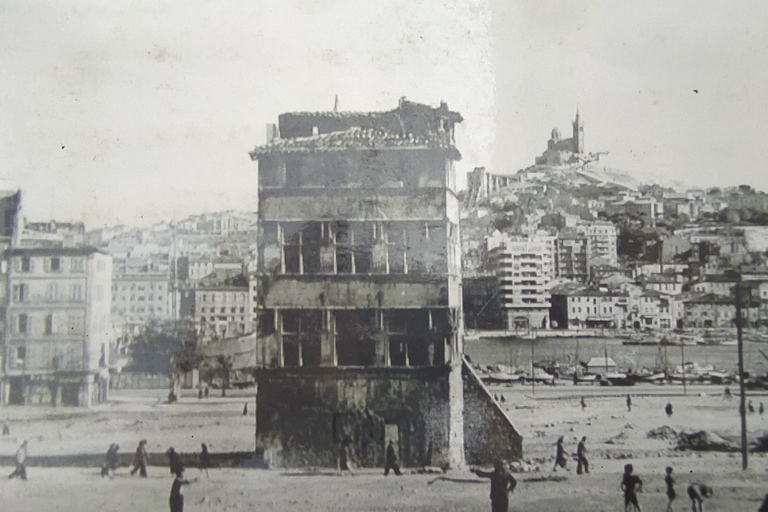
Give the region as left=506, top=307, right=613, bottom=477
left=576, top=436, right=589, bottom=475
left=130, top=440, right=148, bottom=477
left=167, top=447, right=183, bottom=475
left=384, top=440, right=401, bottom=476
left=169, top=468, right=196, bottom=512
left=472, top=459, right=517, bottom=512
left=552, top=436, right=568, bottom=471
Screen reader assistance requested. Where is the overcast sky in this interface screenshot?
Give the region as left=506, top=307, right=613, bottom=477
left=1, top=1, right=767, bottom=227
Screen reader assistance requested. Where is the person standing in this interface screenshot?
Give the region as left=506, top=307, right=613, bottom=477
left=2, top=420, right=10, bottom=435
left=580, top=396, right=587, bottom=411
left=169, top=469, right=196, bottom=512
left=576, top=436, right=589, bottom=475
left=199, top=443, right=211, bottom=477
left=687, top=483, right=703, bottom=512
left=760, top=402, right=765, bottom=415
left=626, top=394, right=632, bottom=412
left=243, top=402, right=248, bottom=416
left=384, top=440, right=401, bottom=476
left=665, top=402, right=674, bottom=417
left=620, top=463, right=642, bottom=512
left=339, top=438, right=354, bottom=475
left=130, top=440, right=149, bottom=477
left=552, top=436, right=568, bottom=472
left=664, top=466, right=676, bottom=512
left=471, top=459, right=517, bottom=512
left=167, top=447, right=183, bottom=476
left=8, top=440, right=28, bottom=480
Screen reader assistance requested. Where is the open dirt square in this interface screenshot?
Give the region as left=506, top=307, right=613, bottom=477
left=2, top=386, right=768, bottom=511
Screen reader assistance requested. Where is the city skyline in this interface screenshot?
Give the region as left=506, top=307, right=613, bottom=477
left=2, top=1, right=768, bottom=228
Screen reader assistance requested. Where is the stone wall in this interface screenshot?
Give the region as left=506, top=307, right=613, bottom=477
left=462, top=358, right=523, bottom=465
left=256, top=365, right=462, bottom=469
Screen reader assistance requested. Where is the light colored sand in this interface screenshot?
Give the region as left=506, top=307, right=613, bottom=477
left=2, top=385, right=768, bottom=511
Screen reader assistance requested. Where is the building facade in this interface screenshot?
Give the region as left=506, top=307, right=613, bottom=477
left=111, top=273, right=171, bottom=330
left=489, top=233, right=555, bottom=331
left=1, top=247, right=112, bottom=406
left=194, top=283, right=253, bottom=340
left=251, top=99, right=472, bottom=469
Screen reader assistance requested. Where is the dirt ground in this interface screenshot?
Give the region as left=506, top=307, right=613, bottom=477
left=2, top=385, right=768, bottom=511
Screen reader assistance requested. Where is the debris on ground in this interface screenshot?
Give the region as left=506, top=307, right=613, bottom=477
left=676, top=430, right=738, bottom=452
left=647, top=425, right=678, bottom=440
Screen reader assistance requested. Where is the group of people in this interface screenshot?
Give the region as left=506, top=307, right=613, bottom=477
left=552, top=435, right=589, bottom=475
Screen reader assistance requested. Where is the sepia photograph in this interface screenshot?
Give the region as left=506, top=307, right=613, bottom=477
left=2, top=1, right=768, bottom=510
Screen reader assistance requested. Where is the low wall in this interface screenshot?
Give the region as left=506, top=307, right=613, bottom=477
left=0, top=450, right=266, bottom=469
left=462, top=357, right=523, bottom=464
left=109, top=373, right=171, bottom=390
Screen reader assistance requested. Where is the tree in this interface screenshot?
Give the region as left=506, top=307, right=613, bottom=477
left=127, top=319, right=202, bottom=398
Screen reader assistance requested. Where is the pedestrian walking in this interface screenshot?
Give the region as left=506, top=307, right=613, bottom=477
left=102, top=443, right=119, bottom=477
left=471, top=459, right=517, bottom=512
left=204, top=386, right=209, bottom=398
left=749, top=400, right=756, bottom=414
left=552, top=436, right=568, bottom=472
left=384, top=440, right=401, bottom=476
left=580, top=396, right=586, bottom=411
left=665, top=402, right=674, bottom=417
left=626, top=394, right=632, bottom=412
left=199, top=443, right=211, bottom=477
left=197, top=388, right=203, bottom=400
left=687, top=484, right=703, bottom=512
left=243, top=402, right=248, bottom=416
left=130, top=440, right=149, bottom=477
left=7, top=440, right=28, bottom=480
left=723, top=387, right=732, bottom=400
left=621, top=463, right=642, bottom=512
left=167, top=447, right=183, bottom=476
left=339, top=438, right=354, bottom=475
left=500, top=394, right=506, bottom=404
left=664, top=466, right=676, bottom=512
left=169, top=468, right=196, bottom=512
left=576, top=436, right=589, bottom=475
left=760, top=402, right=765, bottom=415
left=2, top=420, right=9, bottom=435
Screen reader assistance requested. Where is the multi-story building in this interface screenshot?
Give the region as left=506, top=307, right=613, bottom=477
left=681, top=293, right=737, bottom=329
left=638, top=273, right=683, bottom=295
left=692, top=273, right=740, bottom=297
left=194, top=279, right=253, bottom=339
left=1, top=247, right=112, bottom=406
left=574, top=220, right=618, bottom=266
left=631, top=290, right=681, bottom=330
left=554, top=235, right=589, bottom=282
left=565, top=288, right=628, bottom=329
left=111, top=272, right=171, bottom=329
left=251, top=99, right=519, bottom=469
left=489, top=233, right=556, bottom=330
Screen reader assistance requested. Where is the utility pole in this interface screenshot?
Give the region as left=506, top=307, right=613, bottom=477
left=680, top=341, right=687, bottom=396
left=736, top=282, right=748, bottom=470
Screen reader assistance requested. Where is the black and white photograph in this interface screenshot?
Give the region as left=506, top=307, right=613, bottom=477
left=2, top=1, right=768, bottom=510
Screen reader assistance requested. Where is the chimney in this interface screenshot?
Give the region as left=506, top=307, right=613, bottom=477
left=266, top=123, right=278, bottom=143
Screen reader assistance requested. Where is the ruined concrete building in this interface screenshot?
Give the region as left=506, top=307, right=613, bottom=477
left=250, top=98, right=521, bottom=468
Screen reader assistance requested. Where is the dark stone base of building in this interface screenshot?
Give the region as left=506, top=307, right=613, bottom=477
left=256, top=365, right=463, bottom=469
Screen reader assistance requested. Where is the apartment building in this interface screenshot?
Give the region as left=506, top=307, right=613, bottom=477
left=489, top=233, right=556, bottom=331
left=1, top=247, right=112, bottom=406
